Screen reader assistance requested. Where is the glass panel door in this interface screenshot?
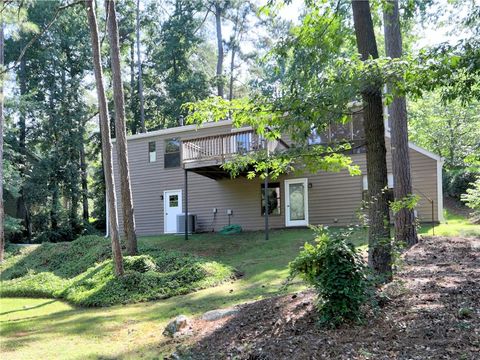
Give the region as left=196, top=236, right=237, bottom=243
left=285, top=178, right=309, bottom=227
left=164, top=190, right=182, bottom=234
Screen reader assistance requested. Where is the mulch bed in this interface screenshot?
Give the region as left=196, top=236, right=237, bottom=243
left=169, top=236, right=480, bottom=359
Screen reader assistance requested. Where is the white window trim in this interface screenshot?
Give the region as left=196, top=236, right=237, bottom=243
left=363, top=174, right=394, bottom=190
left=284, top=178, right=309, bottom=227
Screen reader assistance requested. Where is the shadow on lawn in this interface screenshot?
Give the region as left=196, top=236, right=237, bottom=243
left=0, top=305, right=125, bottom=352
left=0, top=299, right=57, bottom=316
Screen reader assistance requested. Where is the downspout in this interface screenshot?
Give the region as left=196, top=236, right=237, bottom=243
left=105, top=191, right=109, bottom=238
left=184, top=168, right=189, bottom=240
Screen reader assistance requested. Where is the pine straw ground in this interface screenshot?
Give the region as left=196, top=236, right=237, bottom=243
left=169, top=236, right=480, bottom=359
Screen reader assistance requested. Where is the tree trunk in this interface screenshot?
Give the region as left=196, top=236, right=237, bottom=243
left=49, top=74, right=60, bottom=233
left=351, top=0, right=392, bottom=281
left=215, top=2, right=224, bottom=98
left=0, top=4, right=5, bottom=262
left=51, top=182, right=59, bottom=231
left=383, top=0, right=418, bottom=246
left=136, top=0, right=146, bottom=132
left=16, top=54, right=31, bottom=241
left=85, top=0, right=124, bottom=276
left=129, top=40, right=137, bottom=135
left=80, top=142, right=89, bottom=222
left=228, top=46, right=235, bottom=101
left=106, top=0, right=138, bottom=256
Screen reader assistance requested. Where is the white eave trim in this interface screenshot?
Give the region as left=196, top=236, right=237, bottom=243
left=385, top=131, right=442, bottom=162
left=406, top=141, right=443, bottom=162
left=112, top=119, right=233, bottom=143
left=437, top=158, right=445, bottom=223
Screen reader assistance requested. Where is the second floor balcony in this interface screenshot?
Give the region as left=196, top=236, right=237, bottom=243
left=182, top=130, right=285, bottom=172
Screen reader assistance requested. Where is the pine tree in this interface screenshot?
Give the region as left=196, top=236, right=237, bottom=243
left=351, top=0, right=392, bottom=281
left=106, top=0, right=138, bottom=255
left=383, top=0, right=418, bottom=246
left=0, top=0, right=5, bottom=262
left=85, top=0, right=124, bottom=276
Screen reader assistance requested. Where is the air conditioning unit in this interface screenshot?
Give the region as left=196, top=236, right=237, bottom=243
left=176, top=213, right=197, bottom=234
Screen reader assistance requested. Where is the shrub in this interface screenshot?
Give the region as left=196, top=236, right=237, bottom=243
left=461, top=176, right=480, bottom=223
left=124, top=255, right=157, bottom=273
left=0, top=235, right=112, bottom=281
left=59, top=256, right=227, bottom=307
left=0, top=236, right=234, bottom=307
left=289, top=230, right=369, bottom=326
left=444, top=169, right=478, bottom=200
left=0, top=271, right=70, bottom=298
left=5, top=216, right=24, bottom=237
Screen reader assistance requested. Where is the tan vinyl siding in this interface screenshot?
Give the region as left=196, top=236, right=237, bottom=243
left=112, top=123, right=441, bottom=235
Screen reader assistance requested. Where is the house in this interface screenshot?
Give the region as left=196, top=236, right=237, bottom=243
left=112, top=118, right=443, bottom=236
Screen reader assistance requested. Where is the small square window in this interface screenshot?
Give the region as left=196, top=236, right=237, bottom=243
left=261, top=182, right=281, bottom=216
left=169, top=195, right=179, bottom=207
left=164, top=138, right=180, bottom=168
left=148, top=141, right=156, bottom=162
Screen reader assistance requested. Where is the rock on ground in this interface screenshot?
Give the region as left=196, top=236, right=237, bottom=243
left=201, top=308, right=239, bottom=321
left=163, top=315, right=191, bottom=338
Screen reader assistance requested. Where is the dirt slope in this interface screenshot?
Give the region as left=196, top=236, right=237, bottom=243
left=173, top=236, right=480, bottom=359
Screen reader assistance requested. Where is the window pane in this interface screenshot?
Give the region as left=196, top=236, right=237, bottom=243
left=150, top=151, right=157, bottom=162
left=261, top=183, right=281, bottom=215
left=289, top=183, right=305, bottom=221
left=352, top=112, right=365, bottom=140
left=164, top=153, right=180, bottom=168
left=169, top=195, right=178, bottom=207
left=148, top=141, right=156, bottom=162
left=165, top=138, right=180, bottom=153
left=164, top=138, right=180, bottom=168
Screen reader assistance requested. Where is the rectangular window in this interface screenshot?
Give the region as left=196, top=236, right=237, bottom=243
left=164, top=138, right=180, bottom=168
left=148, top=141, right=156, bottom=162
left=362, top=174, right=394, bottom=201
left=261, top=182, right=281, bottom=216
left=169, top=194, right=179, bottom=207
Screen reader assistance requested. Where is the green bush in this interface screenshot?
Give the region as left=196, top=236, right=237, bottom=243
left=0, top=235, right=234, bottom=307
left=124, top=255, right=158, bottom=273
left=289, top=230, right=369, bottom=327
left=0, top=271, right=70, bottom=298
left=5, top=216, right=24, bottom=237
left=461, top=176, right=480, bottom=223
left=0, top=235, right=112, bottom=281
left=444, top=169, right=478, bottom=200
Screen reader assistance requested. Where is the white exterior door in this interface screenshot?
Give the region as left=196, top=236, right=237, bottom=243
left=285, top=178, right=309, bottom=227
left=164, top=190, right=182, bottom=234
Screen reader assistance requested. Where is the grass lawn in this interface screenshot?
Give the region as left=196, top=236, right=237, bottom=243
left=0, top=229, right=316, bottom=359
left=420, top=211, right=480, bottom=237
left=1, top=212, right=478, bottom=359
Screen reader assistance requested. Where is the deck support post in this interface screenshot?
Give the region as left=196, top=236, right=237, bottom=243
left=184, top=169, right=189, bottom=240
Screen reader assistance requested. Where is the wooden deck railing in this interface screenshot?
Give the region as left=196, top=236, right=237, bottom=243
left=182, top=130, right=265, bottom=163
